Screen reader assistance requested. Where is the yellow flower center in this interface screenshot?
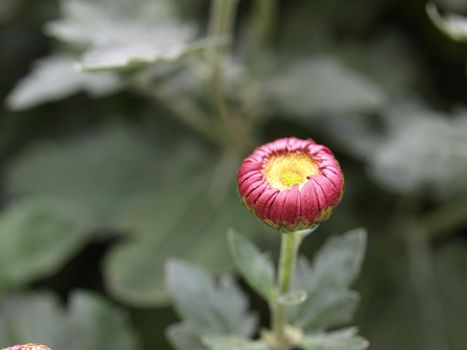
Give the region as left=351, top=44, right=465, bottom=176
left=264, top=153, right=320, bottom=190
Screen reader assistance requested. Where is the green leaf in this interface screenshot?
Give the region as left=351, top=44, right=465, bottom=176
left=0, top=292, right=141, bottom=350
left=370, top=106, right=467, bottom=197
left=0, top=198, right=87, bottom=292
left=227, top=230, right=275, bottom=301
left=6, top=55, right=121, bottom=110
left=265, top=57, right=387, bottom=118
left=165, top=260, right=257, bottom=338
left=166, top=323, right=205, bottom=350
left=312, top=228, right=367, bottom=287
left=427, top=3, right=467, bottom=42
left=6, top=125, right=267, bottom=305
left=45, top=0, right=205, bottom=71
left=300, top=328, right=369, bottom=350
left=104, top=168, right=266, bottom=306
left=6, top=126, right=165, bottom=230
left=203, top=336, right=269, bottom=350
left=289, top=228, right=367, bottom=331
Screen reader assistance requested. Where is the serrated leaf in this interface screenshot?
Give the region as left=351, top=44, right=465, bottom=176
left=289, top=228, right=367, bottom=331
left=78, top=35, right=215, bottom=72
left=6, top=55, right=121, bottom=110
left=370, top=107, right=467, bottom=197
left=0, top=292, right=141, bottom=350
left=46, top=0, right=205, bottom=71
left=165, top=260, right=257, bottom=338
left=0, top=198, right=87, bottom=292
left=166, top=323, right=205, bottom=350
left=265, top=57, right=387, bottom=118
left=300, top=328, right=369, bottom=350
left=312, top=228, right=367, bottom=287
left=227, top=230, right=275, bottom=301
left=45, top=0, right=176, bottom=46
left=427, top=3, right=467, bottom=42
left=203, top=336, right=269, bottom=350
left=6, top=125, right=266, bottom=306
left=6, top=126, right=165, bottom=229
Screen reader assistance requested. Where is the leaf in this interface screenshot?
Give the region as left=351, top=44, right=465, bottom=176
left=6, top=126, right=165, bottom=230
left=203, top=336, right=269, bottom=350
left=6, top=55, right=121, bottom=110
left=78, top=34, right=214, bottom=72
left=300, top=328, right=369, bottom=350
left=369, top=106, right=467, bottom=197
left=165, top=260, right=257, bottom=338
left=45, top=0, right=204, bottom=71
left=104, top=168, right=266, bottom=306
left=311, top=228, right=367, bottom=287
left=0, top=292, right=141, bottom=350
left=289, top=228, right=367, bottom=331
left=0, top=198, right=87, bottom=292
left=264, top=57, right=387, bottom=118
left=6, top=125, right=267, bottom=305
left=166, top=323, right=205, bottom=350
left=227, top=230, right=275, bottom=301
left=427, top=3, right=467, bottom=42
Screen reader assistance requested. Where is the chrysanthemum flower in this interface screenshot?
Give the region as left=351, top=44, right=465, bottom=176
left=2, top=345, right=51, bottom=350
left=237, top=137, right=344, bottom=232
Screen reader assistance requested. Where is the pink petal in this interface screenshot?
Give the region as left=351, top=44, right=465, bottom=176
left=255, top=187, right=279, bottom=218
left=268, top=190, right=288, bottom=224
left=281, top=186, right=300, bottom=224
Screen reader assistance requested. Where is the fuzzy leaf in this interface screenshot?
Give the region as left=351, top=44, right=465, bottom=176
left=6, top=55, right=121, bottom=110
left=165, top=260, right=257, bottom=338
left=427, top=3, right=467, bottom=42
left=290, top=229, right=367, bottom=331
left=203, top=336, right=269, bottom=350
left=0, top=292, right=140, bottom=350
left=227, top=230, right=275, bottom=301
left=265, top=57, right=387, bottom=118
left=46, top=0, right=204, bottom=71
left=6, top=126, right=165, bottom=230
left=370, top=107, right=467, bottom=197
left=6, top=125, right=266, bottom=306
left=0, top=198, right=87, bottom=292
left=300, top=328, right=369, bottom=350
left=166, top=323, right=205, bottom=350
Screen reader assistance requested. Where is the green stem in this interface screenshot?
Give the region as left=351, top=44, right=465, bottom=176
left=131, top=71, right=222, bottom=146
left=208, top=0, right=255, bottom=154
left=209, top=0, right=239, bottom=46
left=272, top=231, right=303, bottom=350
left=253, top=0, right=278, bottom=52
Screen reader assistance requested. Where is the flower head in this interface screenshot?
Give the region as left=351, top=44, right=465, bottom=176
left=237, top=137, right=344, bottom=232
left=2, top=345, right=51, bottom=350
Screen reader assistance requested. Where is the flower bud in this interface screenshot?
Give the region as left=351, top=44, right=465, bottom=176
left=237, top=137, right=344, bottom=232
left=2, top=344, right=52, bottom=350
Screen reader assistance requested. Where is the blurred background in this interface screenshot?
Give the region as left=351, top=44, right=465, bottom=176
left=0, top=0, right=466, bottom=349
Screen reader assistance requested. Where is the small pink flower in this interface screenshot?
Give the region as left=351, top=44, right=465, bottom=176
left=237, top=137, right=344, bottom=232
left=2, top=344, right=52, bottom=350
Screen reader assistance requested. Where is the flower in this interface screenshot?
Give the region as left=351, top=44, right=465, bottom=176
left=237, top=137, right=344, bottom=232
left=2, top=345, right=51, bottom=350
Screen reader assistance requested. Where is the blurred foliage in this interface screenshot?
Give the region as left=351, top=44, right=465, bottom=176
left=0, top=0, right=467, bottom=349
left=166, top=229, right=368, bottom=350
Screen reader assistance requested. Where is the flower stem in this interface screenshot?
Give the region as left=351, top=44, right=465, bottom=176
left=207, top=0, right=256, bottom=155
left=272, top=231, right=303, bottom=350
left=253, top=0, right=278, bottom=52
